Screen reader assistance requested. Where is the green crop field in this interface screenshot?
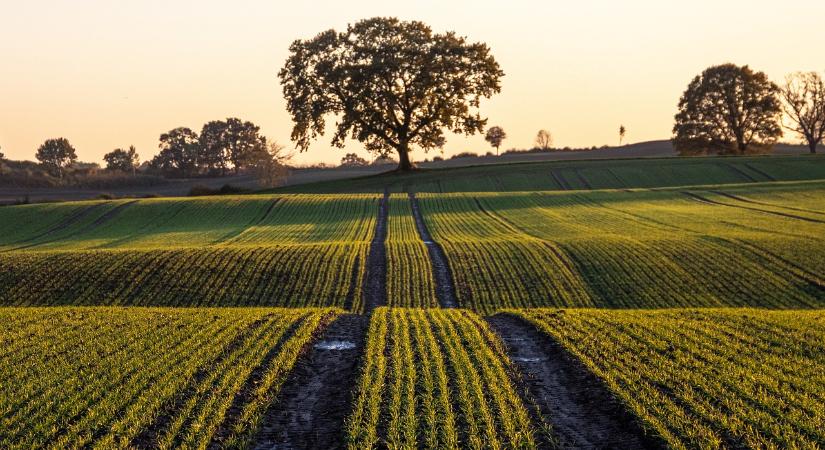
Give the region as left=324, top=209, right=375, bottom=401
left=273, top=154, right=825, bottom=194
left=346, top=308, right=537, bottom=449
left=0, top=195, right=377, bottom=309
left=0, top=307, right=338, bottom=449
left=419, top=180, right=825, bottom=313
left=2, top=177, right=824, bottom=312
left=2, top=155, right=825, bottom=448
left=511, top=308, right=825, bottom=449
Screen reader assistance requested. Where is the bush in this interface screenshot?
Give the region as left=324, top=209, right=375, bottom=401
left=188, top=184, right=251, bottom=197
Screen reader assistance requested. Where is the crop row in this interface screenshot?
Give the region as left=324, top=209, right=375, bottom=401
left=0, top=307, right=339, bottom=449
left=385, top=195, right=438, bottom=307
left=346, top=308, right=536, bottom=449
left=0, top=245, right=367, bottom=309
left=512, top=308, right=825, bottom=449
left=0, top=194, right=378, bottom=251
left=416, top=184, right=825, bottom=312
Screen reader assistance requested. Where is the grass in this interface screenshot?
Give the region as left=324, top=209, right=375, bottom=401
left=346, top=308, right=536, bottom=449
left=271, top=154, right=825, bottom=193
left=0, top=307, right=339, bottom=449
left=511, top=308, right=825, bottom=449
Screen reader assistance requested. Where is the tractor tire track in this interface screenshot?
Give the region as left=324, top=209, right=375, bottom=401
left=215, top=198, right=282, bottom=245
left=249, top=314, right=367, bottom=450
left=683, top=192, right=825, bottom=224
left=710, top=190, right=825, bottom=217
left=361, top=190, right=389, bottom=312
left=4, top=202, right=110, bottom=252
left=487, top=314, right=663, bottom=449
left=408, top=192, right=458, bottom=308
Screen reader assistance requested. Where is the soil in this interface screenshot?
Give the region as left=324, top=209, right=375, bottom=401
left=361, top=190, right=389, bottom=312
left=250, top=314, right=368, bottom=450
left=407, top=192, right=458, bottom=308
left=486, top=314, right=663, bottom=450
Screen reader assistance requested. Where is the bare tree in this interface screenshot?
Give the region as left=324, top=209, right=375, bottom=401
left=535, top=129, right=553, bottom=150
left=484, top=126, right=507, bottom=156
left=780, top=72, right=825, bottom=154
left=619, top=125, right=627, bottom=145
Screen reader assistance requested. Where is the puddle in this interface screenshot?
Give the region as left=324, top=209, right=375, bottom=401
left=423, top=240, right=434, bottom=245
left=513, top=357, right=546, bottom=363
left=315, top=340, right=356, bottom=351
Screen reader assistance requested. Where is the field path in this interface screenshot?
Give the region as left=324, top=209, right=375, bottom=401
left=250, top=314, right=368, bottom=450
left=408, top=192, right=458, bottom=308
left=487, top=314, right=661, bottom=449
left=361, top=190, right=389, bottom=312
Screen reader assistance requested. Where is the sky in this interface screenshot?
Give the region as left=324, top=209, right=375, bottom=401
left=1, top=0, right=824, bottom=166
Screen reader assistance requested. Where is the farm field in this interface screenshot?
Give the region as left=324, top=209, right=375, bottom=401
left=510, top=308, right=825, bottom=449
left=419, top=180, right=825, bottom=313
left=0, top=307, right=339, bottom=449
left=273, top=154, right=825, bottom=193
left=346, top=308, right=538, bottom=449
left=0, top=195, right=376, bottom=309
left=1, top=177, right=824, bottom=311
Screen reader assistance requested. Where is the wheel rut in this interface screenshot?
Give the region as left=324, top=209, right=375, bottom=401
left=361, top=190, right=389, bottom=312
left=250, top=314, right=368, bottom=450
left=408, top=192, right=458, bottom=308
left=487, top=314, right=662, bottom=450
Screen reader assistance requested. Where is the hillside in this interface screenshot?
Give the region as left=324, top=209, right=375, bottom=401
left=272, top=154, right=825, bottom=193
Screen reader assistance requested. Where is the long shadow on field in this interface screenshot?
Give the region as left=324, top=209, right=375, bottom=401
left=487, top=313, right=664, bottom=449
left=250, top=314, right=368, bottom=450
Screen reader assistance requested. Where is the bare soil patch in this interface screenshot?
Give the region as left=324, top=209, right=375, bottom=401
left=361, top=190, right=389, bottom=312
left=487, top=314, right=663, bottom=449
left=408, top=192, right=458, bottom=308
left=250, top=314, right=368, bottom=450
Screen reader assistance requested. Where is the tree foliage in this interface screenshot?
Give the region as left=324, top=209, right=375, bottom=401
left=780, top=72, right=825, bottom=154
left=484, top=126, right=507, bottom=155
left=619, top=125, right=627, bottom=145
left=103, top=146, right=139, bottom=173
left=340, top=153, right=369, bottom=167
left=151, top=128, right=201, bottom=177
left=535, top=129, right=553, bottom=150
left=199, top=118, right=267, bottom=174
left=279, top=17, right=504, bottom=171
left=36, top=138, right=77, bottom=178
left=673, top=64, right=782, bottom=155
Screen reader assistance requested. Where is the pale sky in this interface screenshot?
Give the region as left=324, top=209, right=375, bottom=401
left=1, top=0, right=823, bottom=166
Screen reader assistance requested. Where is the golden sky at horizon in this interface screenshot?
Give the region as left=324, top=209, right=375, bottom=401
left=1, top=0, right=823, bottom=166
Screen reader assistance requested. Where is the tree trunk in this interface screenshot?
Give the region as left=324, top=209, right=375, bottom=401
left=397, top=145, right=414, bottom=171
left=809, top=141, right=818, bottom=154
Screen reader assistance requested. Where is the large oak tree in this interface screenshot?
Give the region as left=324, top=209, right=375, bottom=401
left=279, top=17, right=504, bottom=171
left=673, top=64, right=782, bottom=155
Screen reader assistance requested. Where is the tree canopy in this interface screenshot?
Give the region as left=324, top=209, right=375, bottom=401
left=279, top=17, right=504, bottom=171
left=484, top=126, right=507, bottom=155
left=103, top=146, right=139, bottom=173
left=535, top=129, right=553, bottom=150
left=673, top=64, right=782, bottom=155
left=36, top=138, right=77, bottom=177
left=151, top=128, right=201, bottom=177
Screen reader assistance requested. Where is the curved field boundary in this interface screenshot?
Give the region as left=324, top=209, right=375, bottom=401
left=407, top=193, right=457, bottom=308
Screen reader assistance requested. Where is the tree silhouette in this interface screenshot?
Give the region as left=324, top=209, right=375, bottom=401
left=152, top=128, right=201, bottom=177
left=36, top=138, right=77, bottom=178
left=103, top=146, right=140, bottom=174
left=619, top=125, right=626, bottom=145
left=279, top=17, right=503, bottom=171
left=673, top=64, right=782, bottom=155
left=484, top=126, right=507, bottom=156
left=780, top=72, right=825, bottom=154
left=535, top=129, right=553, bottom=150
